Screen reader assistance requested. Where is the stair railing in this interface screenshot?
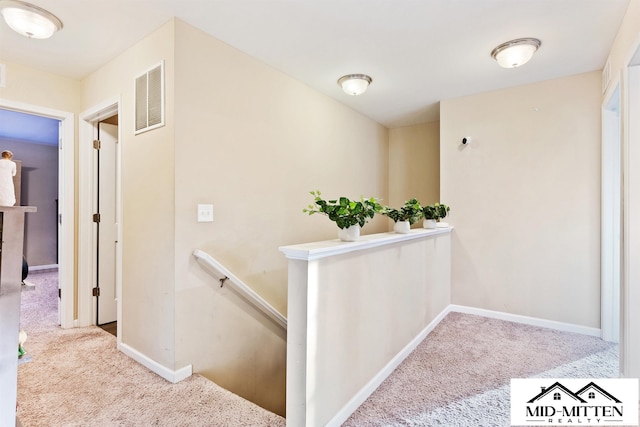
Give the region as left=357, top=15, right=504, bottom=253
left=193, top=249, right=287, bottom=331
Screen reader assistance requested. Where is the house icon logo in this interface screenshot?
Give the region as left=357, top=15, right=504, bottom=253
left=510, top=378, right=638, bottom=426
left=527, top=381, right=622, bottom=405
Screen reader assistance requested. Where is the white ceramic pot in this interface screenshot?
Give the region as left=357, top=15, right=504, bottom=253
left=423, top=219, right=437, bottom=229
left=393, top=221, right=411, bottom=234
left=338, top=224, right=361, bottom=242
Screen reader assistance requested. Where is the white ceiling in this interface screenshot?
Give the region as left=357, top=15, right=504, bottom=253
left=0, top=0, right=631, bottom=128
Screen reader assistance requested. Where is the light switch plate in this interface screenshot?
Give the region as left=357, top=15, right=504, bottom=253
left=197, top=204, right=213, bottom=222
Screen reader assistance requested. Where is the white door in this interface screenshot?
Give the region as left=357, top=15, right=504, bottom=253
left=96, top=122, right=118, bottom=325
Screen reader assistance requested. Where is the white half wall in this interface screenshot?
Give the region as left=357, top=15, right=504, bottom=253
left=281, top=228, right=452, bottom=427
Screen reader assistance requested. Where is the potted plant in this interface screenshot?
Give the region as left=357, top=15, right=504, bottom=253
left=421, top=202, right=450, bottom=229
left=383, top=198, right=422, bottom=234
left=421, top=204, right=438, bottom=229
left=303, top=190, right=383, bottom=241
left=434, top=203, right=451, bottom=227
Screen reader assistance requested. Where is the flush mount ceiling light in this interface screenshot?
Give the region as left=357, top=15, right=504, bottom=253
left=0, top=0, right=62, bottom=39
left=491, top=38, right=541, bottom=68
left=337, top=74, right=372, bottom=96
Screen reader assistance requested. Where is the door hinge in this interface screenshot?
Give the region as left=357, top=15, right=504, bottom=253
left=93, top=139, right=101, bottom=150
left=58, top=288, right=61, bottom=298
left=92, top=287, right=100, bottom=297
left=93, top=213, right=100, bottom=223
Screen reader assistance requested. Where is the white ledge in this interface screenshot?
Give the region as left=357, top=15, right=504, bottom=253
left=279, top=227, right=452, bottom=261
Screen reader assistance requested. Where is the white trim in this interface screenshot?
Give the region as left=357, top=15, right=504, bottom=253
left=118, top=342, right=192, bottom=383
left=601, top=82, right=622, bottom=344
left=327, top=304, right=602, bottom=426
left=447, top=305, right=601, bottom=337
left=623, top=64, right=640, bottom=381
left=621, top=29, right=640, bottom=384
left=78, top=97, right=122, bottom=330
left=0, top=98, right=74, bottom=329
left=280, top=227, right=452, bottom=261
left=29, top=264, right=59, bottom=272
left=326, top=307, right=450, bottom=427
left=77, top=112, right=93, bottom=327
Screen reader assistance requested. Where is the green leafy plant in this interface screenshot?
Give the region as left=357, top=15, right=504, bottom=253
left=422, top=202, right=450, bottom=221
left=383, top=198, right=423, bottom=224
left=434, top=203, right=450, bottom=220
left=303, top=190, right=383, bottom=229
left=421, top=204, right=437, bottom=220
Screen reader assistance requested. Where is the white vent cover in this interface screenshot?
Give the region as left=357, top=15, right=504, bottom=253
left=135, top=61, right=164, bottom=134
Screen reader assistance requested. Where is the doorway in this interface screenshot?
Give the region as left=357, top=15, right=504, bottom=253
left=0, top=100, right=74, bottom=329
left=0, top=109, right=60, bottom=264
left=0, top=109, right=61, bottom=326
left=95, top=119, right=119, bottom=328
left=78, top=98, right=122, bottom=342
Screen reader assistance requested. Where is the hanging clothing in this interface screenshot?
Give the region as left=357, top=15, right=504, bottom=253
left=0, top=158, right=17, bottom=206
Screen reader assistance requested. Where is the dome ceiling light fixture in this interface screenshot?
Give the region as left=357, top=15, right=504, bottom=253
left=0, top=0, right=63, bottom=39
left=491, top=38, right=541, bottom=68
left=337, top=74, right=372, bottom=96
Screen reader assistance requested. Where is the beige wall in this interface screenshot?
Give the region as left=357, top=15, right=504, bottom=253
left=441, top=71, right=602, bottom=328
left=388, top=121, right=440, bottom=212
left=80, top=18, right=389, bottom=416
left=81, top=21, right=177, bottom=368
left=0, top=60, right=80, bottom=114
left=0, top=139, right=58, bottom=266
left=172, top=20, right=388, bottom=416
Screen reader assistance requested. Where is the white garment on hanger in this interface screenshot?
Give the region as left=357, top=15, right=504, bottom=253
left=0, top=158, right=17, bottom=206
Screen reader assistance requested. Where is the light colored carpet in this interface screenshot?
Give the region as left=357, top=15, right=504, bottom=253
left=344, top=312, right=619, bottom=426
left=384, top=346, right=619, bottom=427
left=17, top=272, right=286, bottom=427
left=18, top=272, right=621, bottom=426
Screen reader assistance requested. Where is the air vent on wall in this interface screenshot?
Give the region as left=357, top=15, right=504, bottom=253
left=135, top=61, right=164, bottom=134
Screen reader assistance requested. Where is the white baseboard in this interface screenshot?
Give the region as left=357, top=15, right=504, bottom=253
left=118, top=342, right=192, bottom=384
left=29, top=264, right=59, bottom=272
left=327, top=307, right=451, bottom=427
left=446, top=304, right=601, bottom=337
left=327, top=303, right=602, bottom=426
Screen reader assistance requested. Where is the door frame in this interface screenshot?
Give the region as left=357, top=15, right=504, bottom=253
left=95, top=121, right=119, bottom=325
left=601, top=81, right=621, bottom=343
left=78, top=97, right=122, bottom=342
left=0, top=98, right=74, bottom=328
left=622, top=60, right=640, bottom=379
